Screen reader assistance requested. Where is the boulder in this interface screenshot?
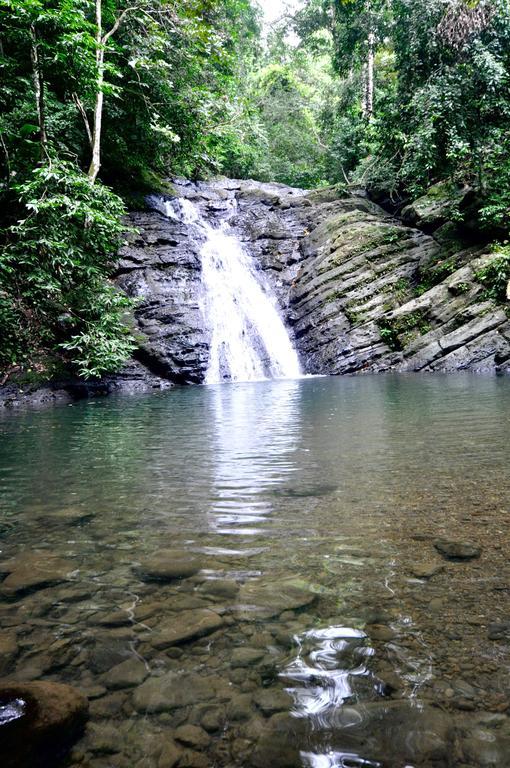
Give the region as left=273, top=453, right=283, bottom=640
left=134, top=549, right=201, bottom=582
left=0, top=680, right=88, bottom=768
left=0, top=551, right=75, bottom=596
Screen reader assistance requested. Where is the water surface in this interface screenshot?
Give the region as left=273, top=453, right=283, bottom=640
left=1, top=375, right=509, bottom=767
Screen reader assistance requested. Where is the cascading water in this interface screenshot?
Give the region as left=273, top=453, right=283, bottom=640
left=158, top=195, right=301, bottom=384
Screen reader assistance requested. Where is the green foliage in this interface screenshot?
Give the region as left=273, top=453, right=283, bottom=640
left=292, top=0, right=510, bottom=232
left=475, top=247, right=510, bottom=301
left=0, top=0, right=261, bottom=379
left=249, top=62, right=326, bottom=187
left=377, top=310, right=432, bottom=351
left=0, top=161, right=135, bottom=377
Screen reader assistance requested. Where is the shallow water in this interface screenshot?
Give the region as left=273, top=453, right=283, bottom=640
left=1, top=374, right=510, bottom=767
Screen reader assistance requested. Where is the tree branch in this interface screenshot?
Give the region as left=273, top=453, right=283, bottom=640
left=102, top=5, right=141, bottom=44
left=72, top=93, right=93, bottom=147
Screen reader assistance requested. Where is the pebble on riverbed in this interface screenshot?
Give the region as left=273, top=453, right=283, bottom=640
left=434, top=538, right=481, bottom=560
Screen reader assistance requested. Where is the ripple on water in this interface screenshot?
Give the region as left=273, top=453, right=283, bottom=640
left=281, top=626, right=380, bottom=728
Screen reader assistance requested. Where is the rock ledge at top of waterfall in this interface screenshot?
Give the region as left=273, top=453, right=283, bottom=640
left=114, top=178, right=510, bottom=387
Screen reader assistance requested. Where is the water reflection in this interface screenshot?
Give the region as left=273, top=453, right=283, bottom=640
left=282, top=627, right=375, bottom=727
left=205, top=380, right=301, bottom=537
left=301, top=751, right=382, bottom=768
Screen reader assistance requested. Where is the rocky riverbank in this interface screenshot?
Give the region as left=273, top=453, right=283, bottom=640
left=2, top=177, right=508, bottom=406
left=117, top=178, right=510, bottom=383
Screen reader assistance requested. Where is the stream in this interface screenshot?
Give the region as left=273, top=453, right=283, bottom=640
left=1, top=374, right=510, bottom=766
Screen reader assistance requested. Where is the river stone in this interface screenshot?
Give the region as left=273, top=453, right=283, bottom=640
left=366, top=624, right=396, bottom=641
left=0, top=680, right=89, bottom=768
left=134, top=550, right=201, bottom=581
left=0, top=551, right=75, bottom=596
left=202, top=579, right=239, bottom=599
left=174, top=724, right=210, bottom=749
left=411, top=561, right=445, bottom=579
left=151, top=609, right=223, bottom=649
left=158, top=740, right=183, bottom=768
left=133, top=673, right=215, bottom=713
left=250, top=713, right=307, bottom=768
left=85, top=722, right=124, bottom=754
left=237, top=578, right=316, bottom=620
left=42, top=507, right=94, bottom=525
left=102, top=658, right=148, bottom=689
left=231, top=647, right=266, bottom=668
left=488, top=621, right=510, bottom=641
left=253, top=688, right=293, bottom=716
left=434, top=539, right=481, bottom=560
left=0, top=634, right=18, bottom=674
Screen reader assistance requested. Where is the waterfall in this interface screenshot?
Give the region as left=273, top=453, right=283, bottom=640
left=159, top=196, right=301, bottom=385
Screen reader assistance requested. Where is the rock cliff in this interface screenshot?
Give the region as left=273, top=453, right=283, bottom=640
left=115, top=178, right=510, bottom=385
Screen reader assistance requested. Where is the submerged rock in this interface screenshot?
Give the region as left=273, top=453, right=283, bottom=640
left=151, top=608, right=224, bottom=648
left=133, top=673, right=216, bottom=713
left=102, top=658, right=148, bottom=690
left=0, top=680, right=88, bottom=768
left=434, top=539, right=481, bottom=560
left=237, top=578, right=316, bottom=621
left=411, top=561, right=445, bottom=579
left=134, top=549, right=201, bottom=582
left=488, top=621, right=510, bottom=641
left=0, top=551, right=75, bottom=596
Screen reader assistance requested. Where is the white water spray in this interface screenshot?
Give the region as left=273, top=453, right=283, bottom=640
left=159, top=196, right=301, bottom=384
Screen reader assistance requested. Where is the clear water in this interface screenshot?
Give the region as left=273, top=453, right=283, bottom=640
left=1, top=374, right=509, bottom=767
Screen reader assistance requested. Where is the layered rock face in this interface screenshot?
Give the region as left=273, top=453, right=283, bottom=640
left=115, top=179, right=510, bottom=384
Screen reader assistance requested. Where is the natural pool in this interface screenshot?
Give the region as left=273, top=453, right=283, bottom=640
left=1, top=374, right=510, bottom=768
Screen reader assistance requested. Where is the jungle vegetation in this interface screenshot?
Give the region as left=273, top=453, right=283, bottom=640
left=1, top=0, right=509, bottom=378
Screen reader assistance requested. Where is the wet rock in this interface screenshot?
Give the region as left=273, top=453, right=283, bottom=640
left=366, top=624, right=396, bottom=641
left=231, top=647, right=265, bottom=668
left=227, top=694, right=254, bottom=722
left=411, top=561, right=445, bottom=579
left=89, top=637, right=133, bottom=674
left=0, top=634, right=18, bottom=674
left=250, top=712, right=306, bottom=768
left=134, top=550, right=201, bottom=582
left=41, top=507, right=94, bottom=525
left=133, top=673, right=215, bottom=713
left=89, top=691, right=128, bottom=719
left=434, top=539, right=481, bottom=560
left=488, top=621, right=510, bottom=641
left=90, top=610, right=132, bottom=627
left=0, top=551, right=75, bottom=596
left=174, top=724, right=210, bottom=749
left=102, top=658, right=149, bottom=690
left=158, top=740, right=182, bottom=768
left=86, top=722, right=124, bottom=754
left=237, top=577, right=316, bottom=620
left=151, top=609, right=223, bottom=648
left=253, top=688, right=292, bottom=716
left=199, top=706, right=224, bottom=733
left=202, top=579, right=239, bottom=599
left=0, top=680, right=89, bottom=768
left=108, top=178, right=510, bottom=384
left=178, top=750, right=209, bottom=768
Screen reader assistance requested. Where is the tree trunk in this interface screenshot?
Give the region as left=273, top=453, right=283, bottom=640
left=88, top=0, right=103, bottom=183
left=366, top=31, right=375, bottom=120
left=29, top=24, right=49, bottom=159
